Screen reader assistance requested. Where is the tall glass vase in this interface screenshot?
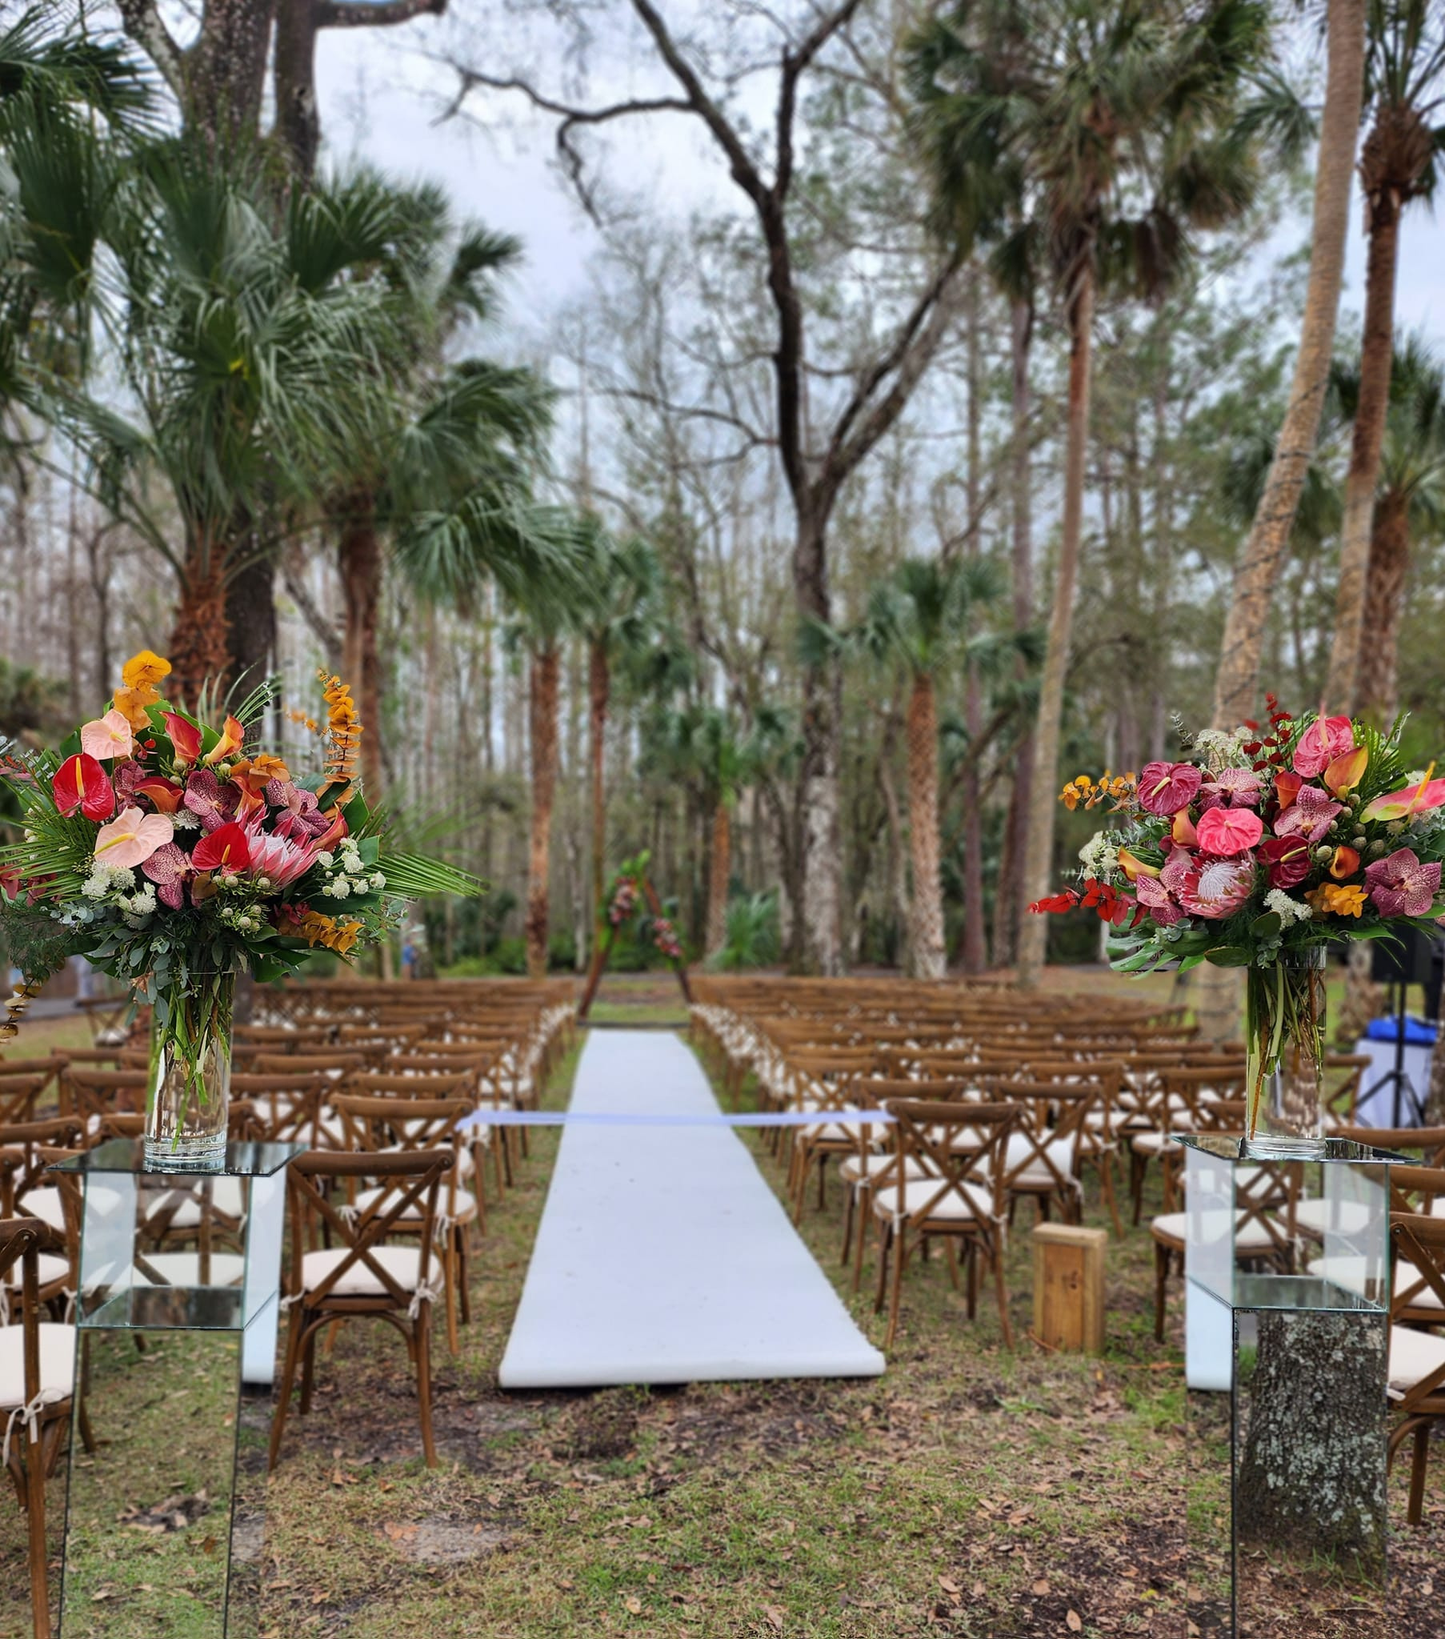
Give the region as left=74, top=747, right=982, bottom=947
left=144, top=968, right=236, bottom=1171
left=1243, top=944, right=1329, bottom=1158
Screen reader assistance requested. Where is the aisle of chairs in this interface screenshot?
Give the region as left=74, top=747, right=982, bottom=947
left=0, top=976, right=575, bottom=1635
left=689, top=975, right=1445, bottom=1517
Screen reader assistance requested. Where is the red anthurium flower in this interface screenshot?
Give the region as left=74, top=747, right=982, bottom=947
left=163, top=712, right=203, bottom=770
left=1259, top=836, right=1311, bottom=889
left=1292, top=714, right=1355, bottom=778
left=1137, top=760, right=1202, bottom=816
left=1329, top=845, right=1361, bottom=880
left=1194, top=806, right=1264, bottom=857
left=191, top=821, right=251, bottom=874
left=134, top=776, right=183, bottom=814
left=1323, top=745, right=1368, bottom=797
left=52, top=753, right=115, bottom=822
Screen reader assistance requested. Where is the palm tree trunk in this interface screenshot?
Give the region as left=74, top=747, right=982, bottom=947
left=168, top=548, right=231, bottom=712
left=526, top=645, right=560, bottom=980
left=1325, top=156, right=1402, bottom=713
left=905, top=671, right=946, bottom=981
left=1019, top=267, right=1095, bottom=984
left=706, top=801, right=731, bottom=958
left=961, top=282, right=987, bottom=975
left=995, top=296, right=1035, bottom=969
left=1210, top=0, right=1366, bottom=733
left=338, top=495, right=384, bottom=795
left=588, top=638, right=609, bottom=952
left=1356, top=491, right=1410, bottom=726
left=878, top=704, right=911, bottom=971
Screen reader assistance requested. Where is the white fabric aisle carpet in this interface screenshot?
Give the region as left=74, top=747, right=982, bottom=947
left=497, top=1029, right=885, bottom=1389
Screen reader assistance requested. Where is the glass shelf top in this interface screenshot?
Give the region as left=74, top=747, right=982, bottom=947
left=54, top=1139, right=303, bottom=1178
left=1174, top=1134, right=1410, bottom=1166
left=1189, top=1271, right=1389, bottom=1314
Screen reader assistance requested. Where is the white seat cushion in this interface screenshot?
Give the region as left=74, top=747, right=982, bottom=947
left=2, top=1252, right=70, bottom=1289
left=1150, top=1210, right=1282, bottom=1254
left=840, top=1153, right=925, bottom=1184
left=1389, top=1324, right=1445, bottom=1399
left=142, top=1177, right=246, bottom=1228
left=1293, top=1199, right=1373, bottom=1238
left=1306, top=1254, right=1439, bottom=1306
left=300, top=1244, right=425, bottom=1298
left=872, top=1177, right=993, bottom=1222
left=1005, top=1131, right=1076, bottom=1180
left=14, top=1189, right=65, bottom=1233
left=0, top=1322, right=76, bottom=1409
left=136, top=1252, right=246, bottom=1288
left=1131, top=1130, right=1184, bottom=1156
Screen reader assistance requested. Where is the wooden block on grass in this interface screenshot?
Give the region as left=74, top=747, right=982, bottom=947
left=1032, top=1222, right=1107, bottom=1354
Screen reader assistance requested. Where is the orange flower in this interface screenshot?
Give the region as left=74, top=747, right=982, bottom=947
left=1329, top=845, right=1360, bottom=880
left=229, top=753, right=290, bottom=795
left=317, top=671, right=363, bottom=790
left=1306, top=882, right=1366, bottom=918
left=296, top=910, right=363, bottom=955
left=113, top=651, right=173, bottom=730
left=202, top=715, right=245, bottom=767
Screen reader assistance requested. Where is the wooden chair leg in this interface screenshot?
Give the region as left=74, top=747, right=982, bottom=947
left=1409, top=1421, right=1431, bottom=1526
left=944, top=1237, right=960, bottom=1292
left=884, top=1223, right=906, bottom=1350
left=415, top=1307, right=437, bottom=1468
left=965, top=1241, right=979, bottom=1319
left=458, top=1232, right=472, bottom=1326
left=1100, top=1151, right=1124, bottom=1238
left=816, top=1156, right=827, bottom=1212
left=1130, top=1151, right=1146, bottom=1226
left=873, top=1220, right=892, bottom=1314
left=268, top=1309, right=307, bottom=1472
left=444, top=1241, right=460, bottom=1357
left=1153, top=1240, right=1170, bottom=1344
left=852, top=1188, right=872, bottom=1293
left=21, top=1429, right=48, bottom=1639
left=991, top=1236, right=1014, bottom=1350
left=299, top=1327, right=318, bottom=1415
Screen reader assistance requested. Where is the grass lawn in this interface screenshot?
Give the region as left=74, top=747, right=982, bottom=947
left=1, top=984, right=1441, bottom=1637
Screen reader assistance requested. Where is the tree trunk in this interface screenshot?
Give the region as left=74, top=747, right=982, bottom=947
left=1210, top=0, right=1366, bottom=733
left=1018, top=267, right=1095, bottom=985
left=168, top=550, right=231, bottom=712
left=588, top=637, right=609, bottom=951
left=796, top=503, right=843, bottom=975
left=273, top=0, right=322, bottom=179
left=526, top=645, right=559, bottom=980
left=994, top=296, right=1035, bottom=969
left=905, top=671, right=945, bottom=981
left=878, top=706, right=911, bottom=972
left=337, top=494, right=384, bottom=795
left=1325, top=176, right=1401, bottom=713
left=960, top=282, right=987, bottom=975
left=1355, top=491, right=1409, bottom=726
left=225, top=539, right=276, bottom=707
left=706, top=801, right=730, bottom=958
left=1148, top=355, right=1171, bottom=758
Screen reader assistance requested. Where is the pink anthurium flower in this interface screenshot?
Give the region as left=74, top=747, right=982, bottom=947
left=1361, top=766, right=1445, bottom=823
left=1292, top=714, right=1355, bottom=778
left=93, top=807, right=174, bottom=870
left=1137, top=760, right=1202, bottom=816
left=1194, top=806, right=1264, bottom=857
left=79, top=709, right=135, bottom=763
left=1323, top=745, right=1368, bottom=796
left=52, top=754, right=115, bottom=822
left=163, top=712, right=203, bottom=770
left=191, top=821, right=251, bottom=875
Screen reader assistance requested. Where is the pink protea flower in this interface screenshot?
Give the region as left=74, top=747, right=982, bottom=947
left=184, top=769, right=239, bottom=832
left=1199, top=767, right=1264, bottom=810
left=1137, top=761, right=1202, bottom=816
left=141, top=842, right=193, bottom=909
left=1159, top=850, right=1256, bottom=920
left=1364, top=849, right=1442, bottom=919
left=1271, top=784, right=1342, bottom=845
left=1195, top=806, right=1264, bottom=857
left=242, top=819, right=318, bottom=889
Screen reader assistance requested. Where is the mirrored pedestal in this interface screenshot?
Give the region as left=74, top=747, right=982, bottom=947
left=1179, top=1135, right=1406, bottom=1639
left=53, top=1140, right=301, bottom=1638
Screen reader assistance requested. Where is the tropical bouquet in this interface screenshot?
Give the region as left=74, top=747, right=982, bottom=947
left=0, top=651, right=480, bottom=1161
left=1030, top=698, right=1445, bottom=1135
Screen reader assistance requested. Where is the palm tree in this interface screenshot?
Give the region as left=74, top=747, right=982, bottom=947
left=1330, top=334, right=1445, bottom=722
left=574, top=528, right=659, bottom=952
left=855, top=556, right=1012, bottom=980
left=1211, top=0, right=1368, bottom=732
left=1325, top=0, right=1445, bottom=712
left=908, top=0, right=1281, bottom=985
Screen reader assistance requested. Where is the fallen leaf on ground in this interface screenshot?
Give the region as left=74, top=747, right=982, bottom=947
left=1067, top=1612, right=1083, bottom=1632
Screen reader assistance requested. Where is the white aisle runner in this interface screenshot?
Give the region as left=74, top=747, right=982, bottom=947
left=497, top=1029, right=885, bottom=1388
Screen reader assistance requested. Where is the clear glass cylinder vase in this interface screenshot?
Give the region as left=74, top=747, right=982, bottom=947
left=144, top=969, right=236, bottom=1171
left=1244, top=944, right=1329, bottom=1158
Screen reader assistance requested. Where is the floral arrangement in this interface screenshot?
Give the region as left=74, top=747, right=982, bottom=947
left=0, top=650, right=481, bottom=1037
left=1030, top=699, right=1445, bottom=1134
left=604, top=854, right=687, bottom=964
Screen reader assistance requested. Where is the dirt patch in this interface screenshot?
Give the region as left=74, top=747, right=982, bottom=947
left=379, top=1518, right=514, bottom=1563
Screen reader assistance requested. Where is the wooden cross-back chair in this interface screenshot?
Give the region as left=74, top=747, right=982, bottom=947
left=0, top=1076, right=47, bottom=1130
left=270, top=1149, right=449, bottom=1470
left=331, top=1092, right=477, bottom=1353
left=0, top=1217, right=94, bottom=1639
left=0, top=1118, right=87, bottom=1254
left=871, top=1099, right=1017, bottom=1351
left=977, top=1079, right=1110, bottom=1234
left=1387, top=1210, right=1445, bottom=1523
left=57, top=1067, right=150, bottom=1131
left=994, top=1059, right=1126, bottom=1237
left=227, top=1072, right=330, bottom=1148
left=1130, top=1064, right=1247, bottom=1223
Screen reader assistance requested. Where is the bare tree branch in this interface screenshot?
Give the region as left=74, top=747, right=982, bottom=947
left=115, top=0, right=186, bottom=98
left=318, top=0, right=446, bottom=26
